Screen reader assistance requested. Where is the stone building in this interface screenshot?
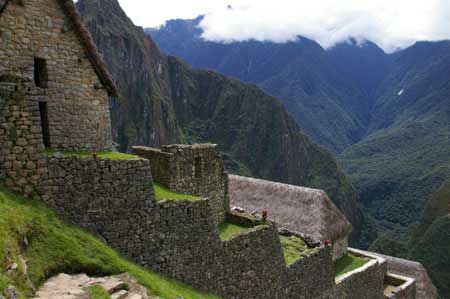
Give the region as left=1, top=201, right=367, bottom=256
left=0, top=0, right=117, bottom=195
left=0, top=0, right=117, bottom=151
left=132, top=144, right=229, bottom=223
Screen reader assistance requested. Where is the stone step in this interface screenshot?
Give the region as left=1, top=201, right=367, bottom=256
left=125, top=294, right=143, bottom=299
left=111, top=290, right=129, bottom=299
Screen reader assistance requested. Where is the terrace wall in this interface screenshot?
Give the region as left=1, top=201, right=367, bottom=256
left=384, top=273, right=416, bottom=299
left=132, top=145, right=229, bottom=224
left=44, top=154, right=338, bottom=299
left=336, top=249, right=387, bottom=299
left=283, top=245, right=337, bottom=299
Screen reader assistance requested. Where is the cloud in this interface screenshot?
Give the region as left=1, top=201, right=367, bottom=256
left=118, top=0, right=450, bottom=52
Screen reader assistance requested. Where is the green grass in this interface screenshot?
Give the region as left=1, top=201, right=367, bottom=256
left=153, top=183, right=201, bottom=201
left=218, top=222, right=251, bottom=240
left=279, top=235, right=318, bottom=265
left=86, top=284, right=110, bottom=299
left=0, top=186, right=221, bottom=299
left=45, top=149, right=137, bottom=160
left=335, top=254, right=368, bottom=277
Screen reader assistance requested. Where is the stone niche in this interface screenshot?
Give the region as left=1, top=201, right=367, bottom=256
left=132, top=144, right=229, bottom=224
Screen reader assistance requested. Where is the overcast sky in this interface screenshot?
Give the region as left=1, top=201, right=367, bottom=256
left=117, top=0, right=450, bottom=52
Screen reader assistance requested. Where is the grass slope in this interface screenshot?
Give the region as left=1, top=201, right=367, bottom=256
left=46, top=150, right=138, bottom=160
left=0, top=187, right=220, bottom=299
left=153, top=183, right=201, bottom=202
left=335, top=254, right=368, bottom=277
left=217, top=222, right=251, bottom=240
left=279, top=235, right=318, bottom=265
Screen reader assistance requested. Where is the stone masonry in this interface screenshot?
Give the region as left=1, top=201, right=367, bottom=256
left=0, top=75, right=48, bottom=197
left=0, top=0, right=113, bottom=151
left=132, top=144, right=229, bottom=224
left=44, top=152, right=339, bottom=299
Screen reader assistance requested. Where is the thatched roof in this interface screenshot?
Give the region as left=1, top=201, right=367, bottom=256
left=0, top=0, right=118, bottom=97
left=228, top=175, right=352, bottom=242
left=372, top=252, right=438, bottom=299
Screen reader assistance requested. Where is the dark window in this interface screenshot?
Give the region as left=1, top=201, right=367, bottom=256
left=34, top=58, right=48, bottom=88
left=194, top=157, right=202, bottom=178
left=39, top=102, right=50, bottom=148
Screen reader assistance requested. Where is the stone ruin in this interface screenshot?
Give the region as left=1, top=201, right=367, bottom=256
left=0, top=0, right=436, bottom=299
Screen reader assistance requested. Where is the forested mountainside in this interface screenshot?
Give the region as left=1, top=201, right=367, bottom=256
left=75, top=0, right=376, bottom=247
left=368, top=181, right=450, bottom=298
left=409, top=181, right=450, bottom=298
left=341, top=42, right=450, bottom=233
left=149, top=17, right=384, bottom=153
left=149, top=18, right=450, bottom=235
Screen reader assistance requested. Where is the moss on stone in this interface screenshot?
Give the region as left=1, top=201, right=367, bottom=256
left=335, top=253, right=368, bottom=277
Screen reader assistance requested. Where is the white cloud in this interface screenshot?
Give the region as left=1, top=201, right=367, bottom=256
left=117, top=0, right=450, bottom=52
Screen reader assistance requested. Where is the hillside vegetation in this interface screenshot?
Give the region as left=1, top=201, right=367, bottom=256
left=0, top=186, right=221, bottom=299
left=76, top=0, right=376, bottom=248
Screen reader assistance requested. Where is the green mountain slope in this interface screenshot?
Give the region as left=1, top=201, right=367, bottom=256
left=340, top=42, right=450, bottom=233
left=76, top=0, right=376, bottom=247
left=413, top=180, right=450, bottom=239
left=0, top=186, right=221, bottom=299
left=409, top=216, right=450, bottom=299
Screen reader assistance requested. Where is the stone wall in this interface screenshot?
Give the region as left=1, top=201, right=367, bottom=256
left=283, top=245, right=338, bottom=299
left=337, top=249, right=387, bottom=299
left=0, top=76, right=48, bottom=197
left=132, top=144, right=229, bottom=224
left=44, top=154, right=339, bottom=299
left=333, top=236, right=349, bottom=261
left=0, top=0, right=112, bottom=151
left=384, top=273, right=416, bottom=299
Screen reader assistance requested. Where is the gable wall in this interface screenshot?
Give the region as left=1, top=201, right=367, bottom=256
left=0, top=0, right=112, bottom=151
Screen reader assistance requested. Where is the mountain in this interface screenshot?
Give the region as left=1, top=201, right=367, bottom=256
left=340, top=41, right=450, bottom=233
left=406, top=180, right=450, bottom=298
left=149, top=18, right=450, bottom=235
left=149, top=17, right=387, bottom=153
left=76, top=0, right=376, bottom=247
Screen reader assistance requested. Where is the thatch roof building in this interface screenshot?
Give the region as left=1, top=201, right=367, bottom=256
left=229, top=175, right=352, bottom=259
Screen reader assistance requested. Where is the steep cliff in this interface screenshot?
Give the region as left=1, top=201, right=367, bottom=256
left=76, top=0, right=376, bottom=247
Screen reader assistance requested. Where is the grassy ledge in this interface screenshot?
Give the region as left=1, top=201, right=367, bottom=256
left=279, top=235, right=318, bottom=265
left=86, top=284, right=110, bottom=299
left=153, top=183, right=201, bottom=202
left=335, top=253, right=368, bottom=277
left=218, top=222, right=252, bottom=240
left=0, top=186, right=221, bottom=299
left=45, top=149, right=138, bottom=160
